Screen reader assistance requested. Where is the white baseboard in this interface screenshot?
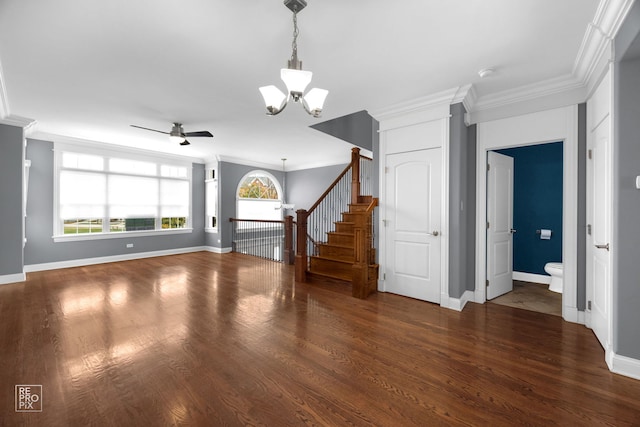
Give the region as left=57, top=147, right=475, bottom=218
left=443, top=290, right=475, bottom=312
left=513, top=271, right=551, bottom=285
left=610, top=352, right=640, bottom=381
left=24, top=246, right=210, bottom=272
left=203, top=246, right=232, bottom=254
left=0, top=272, right=26, bottom=285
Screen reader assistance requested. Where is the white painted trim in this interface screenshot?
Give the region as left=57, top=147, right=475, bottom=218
left=0, top=116, right=36, bottom=128
left=610, top=352, right=640, bottom=381
left=203, top=246, right=232, bottom=254
left=51, top=136, right=203, bottom=164
left=475, top=106, right=579, bottom=326
left=0, top=273, right=26, bottom=285
left=563, top=306, right=580, bottom=324
left=24, top=246, right=209, bottom=273
left=216, top=154, right=350, bottom=172
left=371, top=86, right=466, bottom=122
left=441, top=117, right=451, bottom=309
left=512, top=271, right=551, bottom=285
left=53, top=228, right=193, bottom=243
left=443, top=290, right=475, bottom=312
left=474, top=74, right=584, bottom=114
left=0, top=58, right=9, bottom=118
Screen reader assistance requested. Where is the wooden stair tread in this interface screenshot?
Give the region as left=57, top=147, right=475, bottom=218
left=307, top=270, right=351, bottom=283
left=318, top=243, right=353, bottom=249
left=311, top=255, right=353, bottom=264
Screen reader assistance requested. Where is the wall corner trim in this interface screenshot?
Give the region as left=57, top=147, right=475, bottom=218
left=0, top=272, right=26, bottom=286
left=610, top=352, right=640, bottom=381
left=203, top=246, right=232, bottom=254
left=442, top=290, right=475, bottom=312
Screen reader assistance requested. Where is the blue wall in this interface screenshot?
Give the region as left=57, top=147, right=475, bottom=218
left=496, top=142, right=563, bottom=275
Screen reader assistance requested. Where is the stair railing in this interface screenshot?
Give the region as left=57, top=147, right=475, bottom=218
left=295, top=147, right=375, bottom=287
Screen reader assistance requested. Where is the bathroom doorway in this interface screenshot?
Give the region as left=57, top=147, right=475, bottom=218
left=475, top=106, right=579, bottom=323
left=487, top=142, right=564, bottom=315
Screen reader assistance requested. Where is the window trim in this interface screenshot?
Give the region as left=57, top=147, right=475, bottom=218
left=53, top=141, right=193, bottom=241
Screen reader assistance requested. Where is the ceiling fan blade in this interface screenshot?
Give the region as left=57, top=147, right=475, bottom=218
left=184, top=130, right=213, bottom=138
left=130, top=124, right=169, bottom=135
left=179, top=139, right=191, bottom=146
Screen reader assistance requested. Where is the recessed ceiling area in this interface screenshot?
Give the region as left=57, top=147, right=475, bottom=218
left=0, top=0, right=603, bottom=169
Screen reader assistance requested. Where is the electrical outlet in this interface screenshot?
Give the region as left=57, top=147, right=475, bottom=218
left=126, top=243, right=133, bottom=248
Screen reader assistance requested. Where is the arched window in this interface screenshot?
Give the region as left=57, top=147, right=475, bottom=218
left=236, top=171, right=283, bottom=220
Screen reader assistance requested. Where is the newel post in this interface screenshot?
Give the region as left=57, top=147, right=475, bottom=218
left=295, top=209, right=308, bottom=282
left=283, top=215, right=295, bottom=265
left=352, top=199, right=378, bottom=299
left=351, top=147, right=360, bottom=205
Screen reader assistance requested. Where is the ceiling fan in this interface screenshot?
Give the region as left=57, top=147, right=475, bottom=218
left=130, top=123, right=213, bottom=146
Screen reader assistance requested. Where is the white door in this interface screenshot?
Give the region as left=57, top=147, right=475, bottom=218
left=586, top=118, right=611, bottom=349
left=385, top=148, right=442, bottom=303
left=486, top=151, right=514, bottom=300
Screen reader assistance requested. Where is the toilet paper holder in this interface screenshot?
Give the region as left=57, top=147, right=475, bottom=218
left=536, top=229, right=552, bottom=234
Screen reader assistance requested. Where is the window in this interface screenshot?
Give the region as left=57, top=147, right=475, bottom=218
left=236, top=171, right=283, bottom=221
left=54, top=144, right=192, bottom=240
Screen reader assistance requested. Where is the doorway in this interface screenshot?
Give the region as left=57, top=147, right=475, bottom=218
left=475, top=106, right=579, bottom=323
left=487, top=142, right=564, bottom=316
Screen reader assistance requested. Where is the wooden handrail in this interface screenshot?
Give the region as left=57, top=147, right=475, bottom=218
left=229, top=218, right=286, bottom=224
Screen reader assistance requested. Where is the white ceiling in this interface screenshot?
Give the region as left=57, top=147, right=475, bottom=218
left=0, top=0, right=604, bottom=170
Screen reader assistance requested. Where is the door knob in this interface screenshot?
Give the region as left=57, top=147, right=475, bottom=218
left=427, top=231, right=439, bottom=236
left=510, top=229, right=517, bottom=234
left=595, top=243, right=609, bottom=251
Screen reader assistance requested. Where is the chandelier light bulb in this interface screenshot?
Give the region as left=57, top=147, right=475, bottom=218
left=258, top=0, right=328, bottom=117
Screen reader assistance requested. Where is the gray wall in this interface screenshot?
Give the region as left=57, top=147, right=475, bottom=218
left=310, top=110, right=376, bottom=151
left=466, top=124, right=477, bottom=292
left=614, top=1, right=640, bottom=360
left=0, top=124, right=24, bottom=277
left=24, top=138, right=206, bottom=265
left=448, top=103, right=474, bottom=299
left=217, top=161, right=284, bottom=249
left=287, top=164, right=349, bottom=211
left=577, top=103, right=587, bottom=311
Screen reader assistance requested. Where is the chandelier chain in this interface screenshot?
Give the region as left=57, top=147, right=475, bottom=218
left=291, top=8, right=299, bottom=61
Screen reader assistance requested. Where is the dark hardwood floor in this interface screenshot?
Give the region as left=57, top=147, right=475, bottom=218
left=1, top=252, right=639, bottom=426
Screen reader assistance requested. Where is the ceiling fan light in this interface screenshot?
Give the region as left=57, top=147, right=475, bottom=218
left=259, top=85, right=287, bottom=115
left=168, top=134, right=186, bottom=143
left=303, top=88, right=329, bottom=117
left=281, top=68, right=312, bottom=98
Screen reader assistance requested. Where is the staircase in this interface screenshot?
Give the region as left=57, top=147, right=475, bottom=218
left=309, top=196, right=374, bottom=281
left=295, top=148, right=379, bottom=299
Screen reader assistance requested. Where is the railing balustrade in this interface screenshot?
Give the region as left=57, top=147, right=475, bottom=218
left=230, top=216, right=295, bottom=264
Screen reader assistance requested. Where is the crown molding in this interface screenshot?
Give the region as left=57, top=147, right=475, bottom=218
left=468, top=0, right=633, bottom=124
left=31, top=132, right=207, bottom=164
left=0, top=115, right=36, bottom=128
left=573, top=0, right=634, bottom=84
left=474, top=74, right=585, bottom=113
left=370, top=86, right=467, bottom=122
left=0, top=58, right=9, bottom=118
left=0, top=57, right=37, bottom=129
left=217, top=154, right=347, bottom=172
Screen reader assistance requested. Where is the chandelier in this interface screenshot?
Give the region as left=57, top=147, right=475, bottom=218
left=259, top=0, right=328, bottom=117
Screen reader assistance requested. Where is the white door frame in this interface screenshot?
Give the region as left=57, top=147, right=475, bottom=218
left=475, top=106, right=580, bottom=323
left=376, top=104, right=450, bottom=309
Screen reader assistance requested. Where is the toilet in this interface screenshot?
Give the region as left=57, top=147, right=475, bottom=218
left=544, top=262, right=563, bottom=293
